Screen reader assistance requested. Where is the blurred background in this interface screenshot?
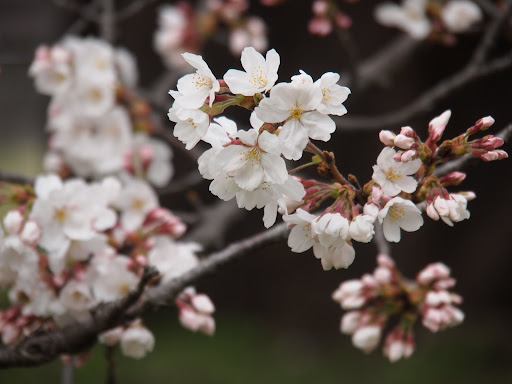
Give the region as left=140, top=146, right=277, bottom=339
left=0, top=0, right=511, bottom=382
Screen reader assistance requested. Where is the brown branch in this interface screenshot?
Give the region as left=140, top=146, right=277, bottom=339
left=336, top=51, right=512, bottom=131
left=0, top=224, right=288, bottom=367
left=467, top=0, right=512, bottom=70
left=0, top=171, right=34, bottom=186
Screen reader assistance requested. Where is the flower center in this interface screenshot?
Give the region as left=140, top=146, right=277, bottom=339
left=131, top=198, right=145, bottom=211
left=241, top=147, right=261, bottom=166
left=54, top=207, right=68, bottom=223
left=187, top=118, right=198, bottom=130
left=289, top=103, right=304, bottom=120
left=388, top=205, right=405, bottom=221
left=249, top=66, right=267, bottom=87
left=322, top=88, right=332, bottom=103
left=192, top=73, right=212, bottom=89
left=385, top=167, right=402, bottom=181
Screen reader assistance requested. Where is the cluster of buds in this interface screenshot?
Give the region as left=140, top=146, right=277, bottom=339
left=176, top=287, right=216, bottom=336
left=308, top=0, right=352, bottom=36
left=154, top=0, right=267, bottom=68
left=375, top=0, right=483, bottom=42
left=29, top=37, right=173, bottom=187
left=332, top=254, right=464, bottom=362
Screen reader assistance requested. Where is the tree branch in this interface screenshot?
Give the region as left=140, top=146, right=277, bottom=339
left=0, top=171, right=34, bottom=186
left=0, top=224, right=289, bottom=367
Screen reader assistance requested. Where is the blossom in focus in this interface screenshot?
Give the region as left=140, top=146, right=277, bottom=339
left=175, top=53, right=220, bottom=108
left=372, top=147, right=421, bottom=196
left=223, top=47, right=280, bottom=96
left=378, top=197, right=424, bottom=242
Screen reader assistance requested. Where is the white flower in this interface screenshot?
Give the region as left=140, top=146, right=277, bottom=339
left=58, top=280, right=97, bottom=324
left=352, top=325, right=382, bottom=353
left=179, top=307, right=216, bottom=336
left=349, top=214, right=375, bottom=243
left=28, top=45, right=73, bottom=96
left=255, top=80, right=334, bottom=160
left=427, top=194, right=470, bottom=226
left=228, top=17, right=268, bottom=55
left=340, top=311, right=361, bottom=334
left=120, top=325, right=155, bottom=359
left=176, top=53, right=220, bottom=108
left=87, top=250, right=140, bottom=302
left=312, top=213, right=349, bottom=249
left=441, top=1, right=482, bottom=33
left=282, top=209, right=318, bottom=252
left=154, top=5, right=188, bottom=68
left=198, top=116, right=238, bottom=179
left=224, top=47, right=280, bottom=96
left=314, top=241, right=356, bottom=270
left=115, top=47, right=138, bottom=88
left=114, top=178, right=159, bottom=231
left=148, top=237, right=200, bottom=283
left=168, top=99, right=210, bottom=150
left=215, top=129, right=288, bottom=191
left=375, top=0, right=431, bottom=39
left=51, top=107, right=133, bottom=178
left=378, top=197, right=424, bottom=242
left=314, top=72, right=350, bottom=116
left=372, top=147, right=421, bottom=196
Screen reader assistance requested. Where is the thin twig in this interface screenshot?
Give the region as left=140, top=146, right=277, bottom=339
left=373, top=221, right=391, bottom=256
left=467, top=0, right=512, bottom=70
left=116, top=0, right=160, bottom=21
left=105, top=347, right=116, bottom=384
left=61, top=357, right=74, bottom=384
left=100, top=0, right=115, bottom=43
left=337, top=51, right=512, bottom=131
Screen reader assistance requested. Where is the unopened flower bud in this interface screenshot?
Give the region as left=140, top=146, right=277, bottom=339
left=4, top=210, right=23, bottom=235
left=399, top=126, right=415, bottom=137
left=352, top=325, right=381, bottom=353
left=429, top=110, right=451, bottom=133
left=379, top=130, right=396, bottom=146
left=340, top=311, right=361, bottom=334
left=439, top=171, right=466, bottom=186
left=99, top=326, right=124, bottom=346
left=475, top=116, right=495, bottom=131
left=20, top=220, right=41, bottom=246
left=120, top=325, right=155, bottom=359
left=191, top=294, right=215, bottom=315
left=394, top=134, right=415, bottom=150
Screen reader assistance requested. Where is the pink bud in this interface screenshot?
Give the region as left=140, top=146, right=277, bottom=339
left=399, top=126, right=415, bottom=137
left=475, top=116, right=495, bottom=131
left=312, top=0, right=329, bottom=15
left=429, top=110, right=451, bottom=132
left=439, top=171, right=466, bottom=186
left=20, top=221, right=41, bottom=246
left=308, top=16, right=332, bottom=36
left=377, top=253, right=395, bottom=268
left=340, top=311, right=361, bottom=334
left=481, top=151, right=499, bottom=161
left=400, top=150, right=418, bottom=162
left=379, top=130, right=396, bottom=146
left=191, top=294, right=215, bottom=315
left=394, top=134, right=415, bottom=150
left=3, top=210, right=23, bottom=235
left=334, top=10, right=352, bottom=29
left=426, top=203, right=440, bottom=221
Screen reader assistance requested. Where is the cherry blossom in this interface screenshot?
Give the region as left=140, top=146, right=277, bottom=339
left=375, top=0, right=431, bottom=39
left=223, top=46, right=280, bottom=96
left=378, top=197, right=424, bottom=242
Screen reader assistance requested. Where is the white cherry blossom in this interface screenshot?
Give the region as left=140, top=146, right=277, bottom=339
left=168, top=103, right=210, bottom=150
left=349, top=215, right=375, bottom=243
left=120, top=324, right=155, bottom=359
left=314, top=72, right=351, bottom=116
left=283, top=209, right=318, bottom=252
left=255, top=80, right=334, bottom=160
left=215, top=129, right=288, bottom=191
left=176, top=53, right=220, bottom=108
left=378, top=197, right=424, bottom=242
left=372, top=147, right=421, bottom=196
left=114, top=178, right=159, bottom=231
left=223, top=47, right=280, bottom=96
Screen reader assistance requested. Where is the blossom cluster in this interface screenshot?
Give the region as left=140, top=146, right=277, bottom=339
left=154, top=0, right=267, bottom=68
left=375, top=0, right=483, bottom=41
left=0, top=174, right=213, bottom=359
left=332, top=254, right=464, bottom=362
left=29, top=37, right=173, bottom=187
left=168, top=46, right=507, bottom=273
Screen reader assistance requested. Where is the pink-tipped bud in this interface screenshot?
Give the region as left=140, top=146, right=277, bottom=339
left=379, top=130, right=396, bottom=146
left=377, top=253, right=395, bottom=268
left=334, top=11, right=352, bottom=29
left=401, top=149, right=418, bottom=162
left=475, top=116, right=495, bottom=131
left=308, top=16, right=332, bottom=36
left=429, top=110, right=451, bottom=132
left=312, top=0, right=329, bottom=15
left=426, top=202, right=440, bottom=221
left=394, top=134, right=415, bottom=150
left=191, top=294, right=215, bottom=315
left=20, top=221, right=41, bottom=246
left=480, top=151, right=499, bottom=161
left=439, top=171, right=466, bottom=186
left=399, top=126, right=415, bottom=138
